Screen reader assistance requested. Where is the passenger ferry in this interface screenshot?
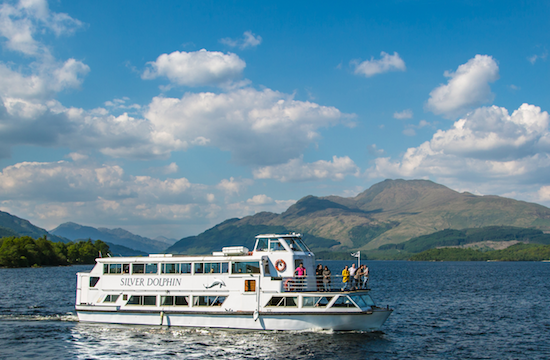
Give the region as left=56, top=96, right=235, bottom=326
left=76, top=233, right=392, bottom=331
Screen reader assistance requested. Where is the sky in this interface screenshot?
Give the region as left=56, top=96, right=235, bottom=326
left=0, top=0, right=549, bottom=240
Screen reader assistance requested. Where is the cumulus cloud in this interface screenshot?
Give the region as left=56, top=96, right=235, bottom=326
left=394, top=109, right=413, bottom=119
left=253, top=155, right=360, bottom=182
left=370, top=103, right=550, bottom=189
left=220, top=31, right=262, bottom=49
left=144, top=88, right=347, bottom=165
left=0, top=0, right=82, bottom=56
left=142, top=49, right=246, bottom=87
left=426, top=55, right=499, bottom=119
left=217, top=177, right=253, bottom=195
left=246, top=194, right=273, bottom=205
left=352, top=51, right=406, bottom=78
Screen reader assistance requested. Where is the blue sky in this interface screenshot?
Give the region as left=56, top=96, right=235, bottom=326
left=0, top=0, right=549, bottom=240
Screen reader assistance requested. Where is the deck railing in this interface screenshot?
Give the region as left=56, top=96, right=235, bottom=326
left=281, top=275, right=369, bottom=292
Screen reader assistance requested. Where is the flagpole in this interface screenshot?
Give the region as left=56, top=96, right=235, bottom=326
left=358, top=251, right=361, bottom=269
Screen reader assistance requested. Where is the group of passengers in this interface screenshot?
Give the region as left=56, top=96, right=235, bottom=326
left=293, top=262, right=369, bottom=292
left=341, top=263, right=369, bottom=291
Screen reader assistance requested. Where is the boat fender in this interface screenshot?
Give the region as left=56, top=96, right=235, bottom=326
left=160, top=311, right=164, bottom=326
left=275, top=259, right=286, bottom=272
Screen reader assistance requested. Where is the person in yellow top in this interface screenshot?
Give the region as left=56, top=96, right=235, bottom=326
left=341, top=265, right=350, bottom=291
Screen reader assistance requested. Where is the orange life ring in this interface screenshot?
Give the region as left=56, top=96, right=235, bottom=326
left=275, top=259, right=286, bottom=272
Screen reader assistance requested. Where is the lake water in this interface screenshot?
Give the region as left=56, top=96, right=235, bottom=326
left=1, top=261, right=549, bottom=359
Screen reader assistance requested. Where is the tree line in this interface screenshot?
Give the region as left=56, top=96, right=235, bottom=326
left=0, top=236, right=110, bottom=268
left=409, top=243, right=550, bottom=261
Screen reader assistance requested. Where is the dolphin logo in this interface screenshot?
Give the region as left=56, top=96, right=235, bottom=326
left=204, top=279, right=226, bottom=289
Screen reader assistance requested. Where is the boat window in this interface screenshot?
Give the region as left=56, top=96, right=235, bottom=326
left=194, top=263, right=204, bottom=274
left=360, top=294, right=375, bottom=306
left=349, top=295, right=367, bottom=308
left=244, top=280, right=256, bottom=292
left=203, top=262, right=229, bottom=274
left=294, top=237, right=311, bottom=252
left=175, top=296, right=189, bottom=306
left=126, top=295, right=141, bottom=305
left=180, top=263, right=192, bottom=274
left=145, top=263, right=158, bottom=274
left=162, top=263, right=179, bottom=274
left=286, top=238, right=304, bottom=252
left=269, top=240, right=286, bottom=251
left=103, top=294, right=119, bottom=303
left=132, top=264, right=144, bottom=274
left=193, top=296, right=226, bottom=307
left=330, top=296, right=358, bottom=308
left=302, top=296, right=333, bottom=308
left=161, top=296, right=174, bottom=306
left=104, top=264, right=125, bottom=274
left=126, top=295, right=157, bottom=306
left=123, top=264, right=130, bottom=274
left=232, top=261, right=260, bottom=274
left=255, top=238, right=268, bottom=251
left=266, top=296, right=298, bottom=307
left=89, top=277, right=100, bottom=287
left=161, top=295, right=188, bottom=306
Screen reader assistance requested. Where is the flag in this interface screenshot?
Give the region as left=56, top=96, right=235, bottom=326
left=351, top=251, right=360, bottom=258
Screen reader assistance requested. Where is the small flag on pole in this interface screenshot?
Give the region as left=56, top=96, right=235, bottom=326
left=351, top=251, right=360, bottom=257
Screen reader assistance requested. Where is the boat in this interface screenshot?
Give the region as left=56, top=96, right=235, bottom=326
left=75, top=233, right=393, bottom=331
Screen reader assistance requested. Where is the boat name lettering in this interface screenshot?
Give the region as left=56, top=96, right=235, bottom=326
left=119, top=278, right=182, bottom=287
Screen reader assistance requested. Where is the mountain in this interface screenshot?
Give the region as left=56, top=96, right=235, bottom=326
left=167, top=179, right=550, bottom=254
left=50, top=222, right=169, bottom=253
left=0, top=210, right=70, bottom=243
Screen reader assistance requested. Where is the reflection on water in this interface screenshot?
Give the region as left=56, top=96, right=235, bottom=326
left=1, top=261, right=550, bottom=359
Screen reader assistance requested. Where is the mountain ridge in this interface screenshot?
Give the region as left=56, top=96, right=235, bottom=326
left=167, top=179, right=550, bottom=254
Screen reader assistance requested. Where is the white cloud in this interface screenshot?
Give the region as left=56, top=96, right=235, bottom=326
left=394, top=109, right=413, bottom=119
left=370, top=104, right=550, bottom=191
left=220, top=31, right=262, bottom=49
left=217, top=177, right=253, bottom=195
left=247, top=194, right=273, bottom=205
left=67, top=152, right=88, bottom=161
left=528, top=50, right=547, bottom=65
left=426, top=55, right=499, bottom=119
left=143, top=88, right=347, bottom=165
left=367, top=144, right=385, bottom=156
left=142, top=49, right=246, bottom=87
left=0, top=0, right=82, bottom=56
left=402, top=128, right=416, bottom=136
left=253, top=155, right=360, bottom=182
left=352, top=51, right=406, bottom=78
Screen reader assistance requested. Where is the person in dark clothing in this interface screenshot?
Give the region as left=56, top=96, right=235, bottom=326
left=315, top=264, right=323, bottom=290
left=322, top=265, right=331, bottom=292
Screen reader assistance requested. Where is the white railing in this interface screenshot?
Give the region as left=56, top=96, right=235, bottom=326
left=281, top=275, right=370, bottom=292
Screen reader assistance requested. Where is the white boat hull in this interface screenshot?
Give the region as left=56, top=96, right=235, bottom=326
left=76, top=308, right=392, bottom=331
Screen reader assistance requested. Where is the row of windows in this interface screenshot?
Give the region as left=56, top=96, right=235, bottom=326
left=102, top=293, right=373, bottom=309
left=254, top=237, right=311, bottom=253
left=105, top=294, right=227, bottom=307
left=265, top=294, right=374, bottom=309
left=102, top=261, right=260, bottom=275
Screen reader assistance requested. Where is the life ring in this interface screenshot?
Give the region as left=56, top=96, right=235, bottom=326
left=275, top=259, right=286, bottom=272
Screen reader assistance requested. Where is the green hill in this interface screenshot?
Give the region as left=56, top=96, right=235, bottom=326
left=0, top=211, right=69, bottom=243
left=167, top=179, right=550, bottom=255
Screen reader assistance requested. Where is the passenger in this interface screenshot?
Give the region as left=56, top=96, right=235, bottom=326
left=315, top=264, right=323, bottom=291
left=294, top=263, right=307, bottom=291
left=322, top=265, right=331, bottom=292
left=354, top=265, right=362, bottom=289
left=363, top=265, right=369, bottom=289
left=341, top=265, right=350, bottom=291
left=349, top=264, right=357, bottom=290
